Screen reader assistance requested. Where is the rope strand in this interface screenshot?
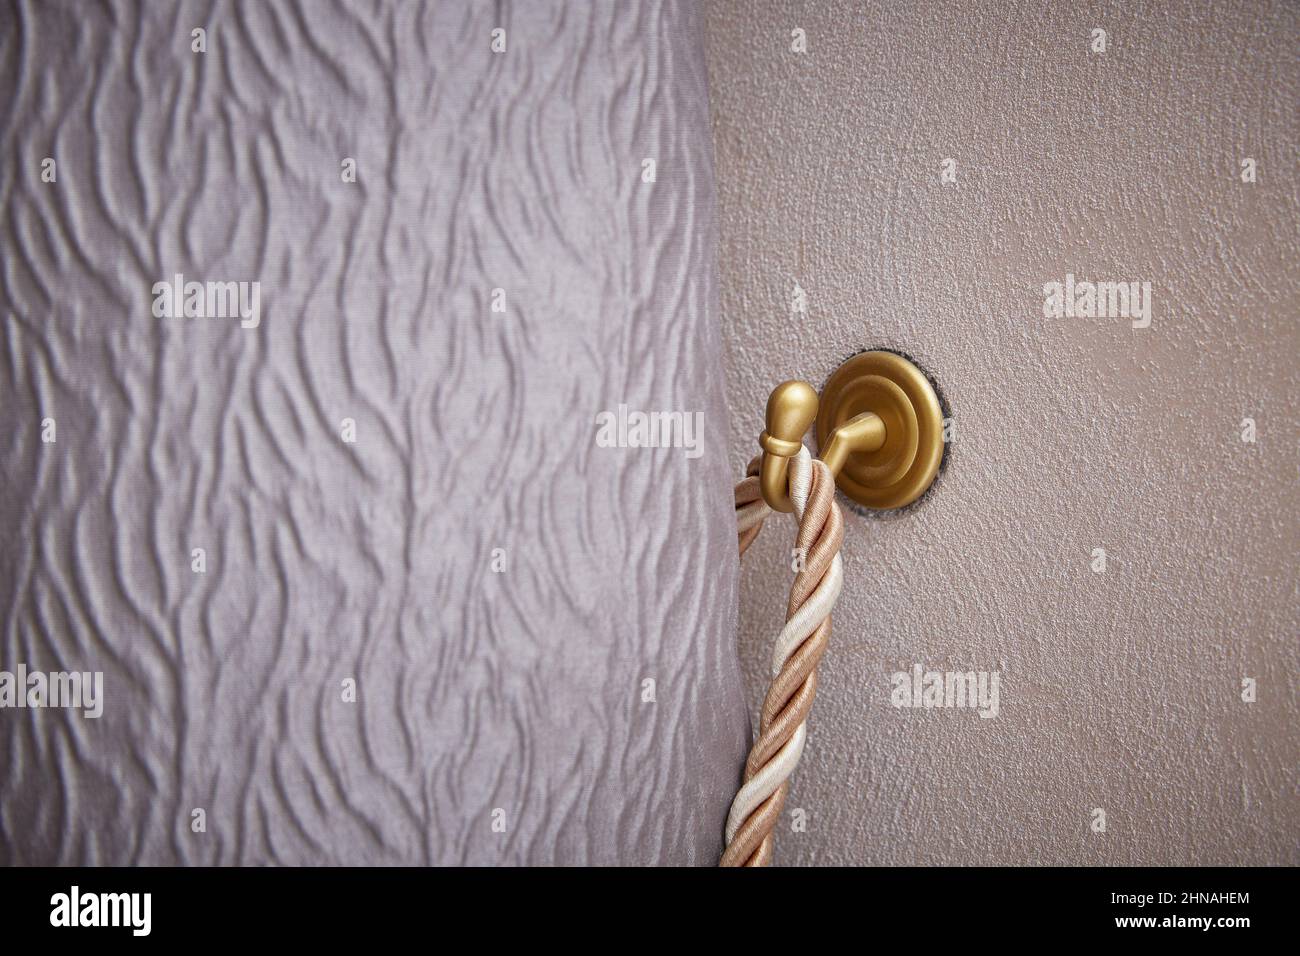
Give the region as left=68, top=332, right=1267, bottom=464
left=722, top=446, right=844, bottom=867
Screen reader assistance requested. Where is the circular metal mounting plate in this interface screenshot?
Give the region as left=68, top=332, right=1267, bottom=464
left=816, top=351, right=944, bottom=510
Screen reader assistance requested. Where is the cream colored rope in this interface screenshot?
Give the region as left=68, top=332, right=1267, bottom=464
left=722, top=446, right=844, bottom=867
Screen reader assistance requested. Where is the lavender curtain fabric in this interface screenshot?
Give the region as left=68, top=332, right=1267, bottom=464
left=0, top=0, right=748, bottom=865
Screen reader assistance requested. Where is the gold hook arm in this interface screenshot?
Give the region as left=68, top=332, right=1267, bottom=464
left=819, top=412, right=886, bottom=477
left=759, top=383, right=888, bottom=512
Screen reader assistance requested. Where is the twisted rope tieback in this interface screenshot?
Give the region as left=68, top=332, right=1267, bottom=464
left=723, top=445, right=844, bottom=867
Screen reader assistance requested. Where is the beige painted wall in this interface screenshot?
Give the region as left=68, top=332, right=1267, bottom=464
left=705, top=0, right=1298, bottom=864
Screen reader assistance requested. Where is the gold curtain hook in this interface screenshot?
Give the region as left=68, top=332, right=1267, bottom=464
left=757, top=351, right=945, bottom=512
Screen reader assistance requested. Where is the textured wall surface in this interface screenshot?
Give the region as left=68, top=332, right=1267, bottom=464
left=705, top=0, right=1298, bottom=864
left=0, top=0, right=748, bottom=865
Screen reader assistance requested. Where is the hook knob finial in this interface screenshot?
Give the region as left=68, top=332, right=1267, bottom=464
left=758, top=380, right=819, bottom=512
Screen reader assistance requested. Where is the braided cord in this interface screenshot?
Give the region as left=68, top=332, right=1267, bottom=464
left=722, top=446, right=845, bottom=867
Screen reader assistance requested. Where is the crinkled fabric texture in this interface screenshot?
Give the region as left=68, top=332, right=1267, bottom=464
left=0, top=0, right=749, bottom=865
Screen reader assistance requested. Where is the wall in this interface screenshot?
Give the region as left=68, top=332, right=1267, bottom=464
left=705, top=0, right=1298, bottom=864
